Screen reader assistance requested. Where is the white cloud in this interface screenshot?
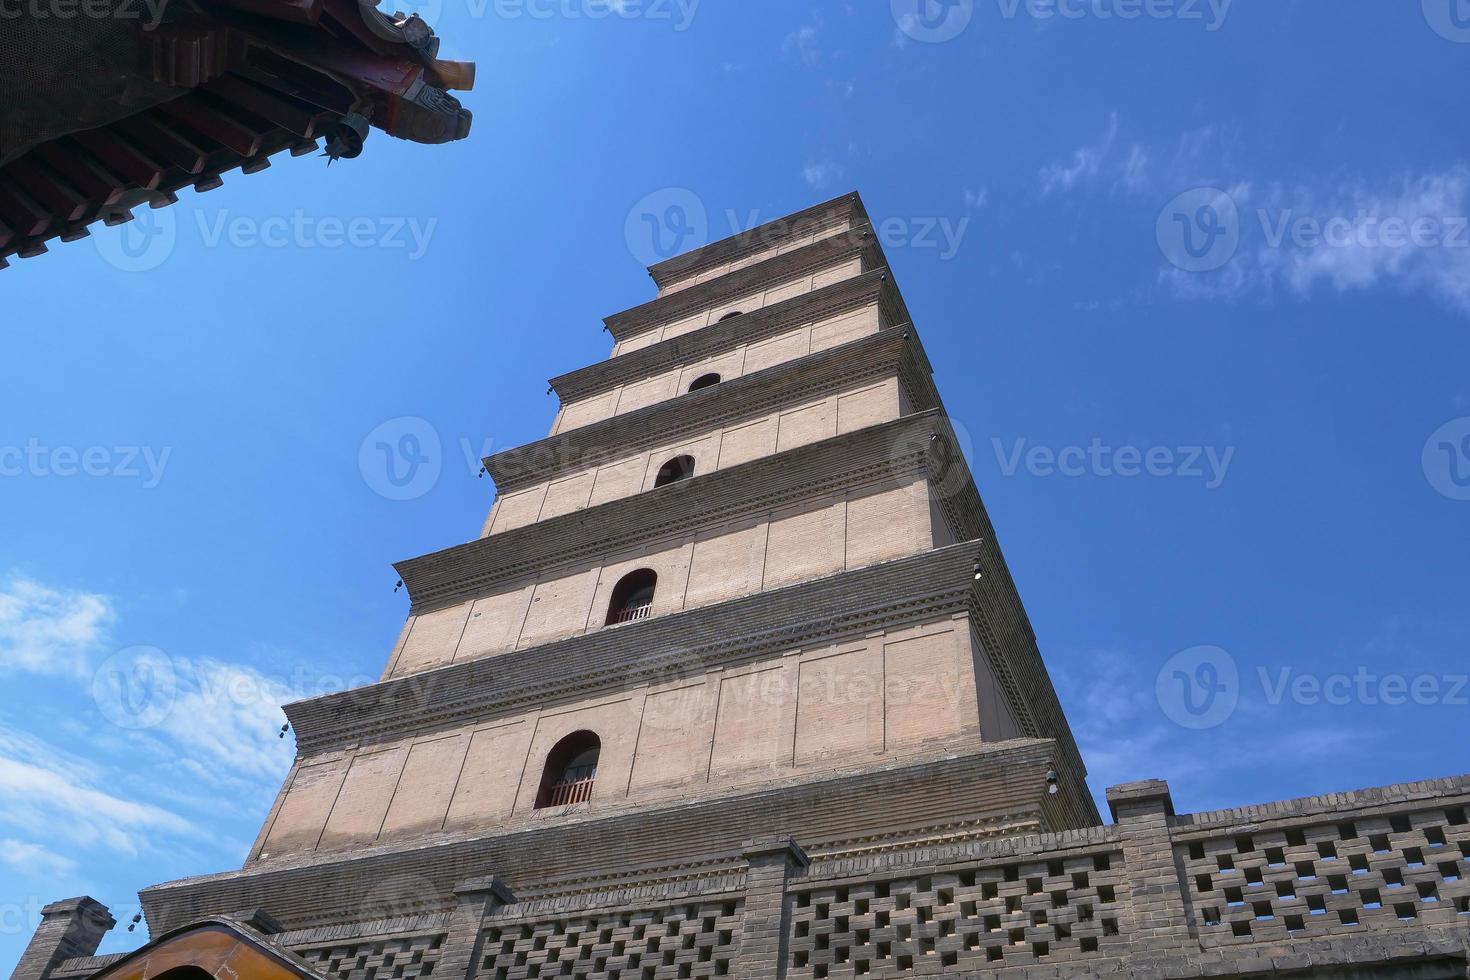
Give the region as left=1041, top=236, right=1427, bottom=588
left=1039, top=117, right=1238, bottom=199
left=1040, top=113, right=1120, bottom=196
left=802, top=161, right=844, bottom=191
left=0, top=723, right=196, bottom=857
left=0, top=577, right=114, bottom=677
left=1257, top=168, right=1470, bottom=313
left=0, top=574, right=302, bottom=879
left=963, top=186, right=990, bottom=210
left=148, top=658, right=296, bottom=782
left=782, top=13, right=823, bottom=66
left=0, top=838, right=78, bottom=877
left=1162, top=167, right=1470, bottom=315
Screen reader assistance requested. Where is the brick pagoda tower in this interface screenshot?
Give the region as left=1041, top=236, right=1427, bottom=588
left=12, top=193, right=1470, bottom=980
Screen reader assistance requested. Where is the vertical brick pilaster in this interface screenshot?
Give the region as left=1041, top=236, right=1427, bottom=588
left=8, top=898, right=115, bottom=980
left=1107, top=779, right=1198, bottom=964
left=733, top=836, right=808, bottom=980
left=434, top=877, right=514, bottom=980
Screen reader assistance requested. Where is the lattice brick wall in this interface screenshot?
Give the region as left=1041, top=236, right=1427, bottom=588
left=476, top=899, right=743, bottom=980
left=1184, top=803, right=1470, bottom=945
left=784, top=851, right=1127, bottom=977
left=294, top=934, right=446, bottom=980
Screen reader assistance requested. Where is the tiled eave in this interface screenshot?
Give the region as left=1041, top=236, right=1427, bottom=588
left=550, top=268, right=908, bottom=406
left=645, top=191, right=870, bottom=290
left=292, top=539, right=987, bottom=755
left=138, top=738, right=1063, bottom=934
left=604, top=227, right=888, bottom=342
left=400, top=409, right=962, bottom=613
left=486, top=325, right=939, bottom=496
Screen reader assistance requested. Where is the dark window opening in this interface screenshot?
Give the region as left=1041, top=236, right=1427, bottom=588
left=688, top=373, right=721, bottom=392
left=535, top=731, right=600, bottom=808
left=654, top=455, right=696, bottom=487
left=718, top=310, right=745, bottom=321
left=606, top=568, right=657, bottom=625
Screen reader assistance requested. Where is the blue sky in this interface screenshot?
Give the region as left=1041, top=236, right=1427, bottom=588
left=3, top=0, right=1470, bottom=969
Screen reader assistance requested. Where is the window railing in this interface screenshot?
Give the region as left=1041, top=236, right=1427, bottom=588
left=609, top=602, right=652, bottom=624
left=545, top=776, right=596, bottom=807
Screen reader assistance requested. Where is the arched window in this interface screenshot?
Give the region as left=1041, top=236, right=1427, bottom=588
left=535, top=731, right=600, bottom=808
left=688, top=373, right=721, bottom=392
left=606, top=568, right=657, bottom=625
left=654, top=454, right=696, bottom=487
left=718, top=310, right=744, bottom=321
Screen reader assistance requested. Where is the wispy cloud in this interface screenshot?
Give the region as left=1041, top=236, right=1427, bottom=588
left=802, top=161, right=845, bottom=191
left=963, top=186, right=990, bottom=210
left=0, top=577, right=114, bottom=677
left=782, top=13, right=824, bottom=66
left=1160, top=167, right=1470, bottom=314
left=1039, top=115, right=1239, bottom=199
left=1040, top=113, right=1121, bottom=196
left=0, top=838, right=77, bottom=877
left=0, top=723, right=197, bottom=857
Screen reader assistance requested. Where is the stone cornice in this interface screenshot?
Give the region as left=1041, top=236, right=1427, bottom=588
left=486, top=325, right=939, bottom=495
left=290, top=540, right=986, bottom=756
left=1171, top=773, right=1470, bottom=837
left=645, top=192, right=869, bottom=290
left=605, top=226, right=888, bottom=342
left=403, top=409, right=952, bottom=615
left=550, top=268, right=908, bottom=406
left=138, top=739, right=1062, bottom=934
